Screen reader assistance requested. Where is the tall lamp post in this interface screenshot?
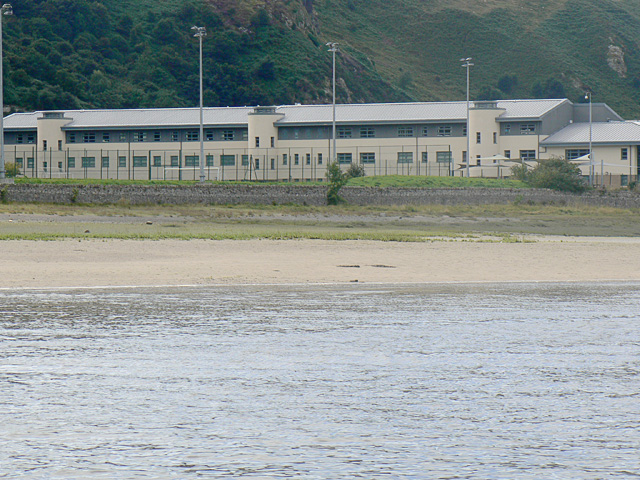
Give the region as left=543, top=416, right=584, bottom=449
left=0, top=3, right=12, bottom=181
left=192, top=26, right=206, bottom=183
left=461, top=57, right=473, bottom=178
left=585, top=91, right=593, bottom=186
left=326, top=42, right=339, bottom=164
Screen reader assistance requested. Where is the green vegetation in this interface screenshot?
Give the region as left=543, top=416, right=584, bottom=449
left=346, top=175, right=527, bottom=189
left=512, top=157, right=587, bottom=192
left=3, top=0, right=640, bottom=116
left=2, top=202, right=640, bottom=240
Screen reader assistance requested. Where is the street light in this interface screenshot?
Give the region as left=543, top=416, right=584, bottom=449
left=461, top=57, right=473, bottom=178
left=585, top=91, right=593, bottom=186
left=326, top=42, right=339, bottom=164
left=0, top=3, right=12, bottom=181
left=192, top=26, right=206, bottom=183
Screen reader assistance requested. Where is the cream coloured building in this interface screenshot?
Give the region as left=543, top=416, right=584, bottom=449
left=3, top=98, right=638, bottom=185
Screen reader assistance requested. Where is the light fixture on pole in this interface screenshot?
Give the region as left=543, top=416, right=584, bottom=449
left=0, top=3, right=12, bottom=181
left=326, top=42, right=339, bottom=164
left=461, top=57, right=473, bottom=178
left=192, top=26, right=206, bottom=183
left=585, top=91, right=593, bottom=186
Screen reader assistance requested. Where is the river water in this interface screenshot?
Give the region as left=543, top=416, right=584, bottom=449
left=1, top=283, right=639, bottom=479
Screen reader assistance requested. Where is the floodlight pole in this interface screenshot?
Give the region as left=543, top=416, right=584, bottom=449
left=0, top=3, right=13, bottom=181
left=192, top=26, right=206, bottom=183
left=461, top=57, right=473, bottom=178
left=327, top=42, right=339, bottom=164
left=586, top=92, right=593, bottom=186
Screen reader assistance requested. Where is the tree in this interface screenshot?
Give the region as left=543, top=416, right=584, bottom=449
left=531, top=77, right=566, bottom=99
left=512, top=156, right=587, bottom=192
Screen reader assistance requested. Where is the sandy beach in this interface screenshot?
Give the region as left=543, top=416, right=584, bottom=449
left=2, top=237, right=640, bottom=288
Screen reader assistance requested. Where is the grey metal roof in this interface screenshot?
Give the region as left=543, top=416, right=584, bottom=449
left=3, top=106, right=254, bottom=130
left=541, top=121, right=640, bottom=146
left=274, top=99, right=569, bottom=125
left=2, top=98, right=573, bottom=130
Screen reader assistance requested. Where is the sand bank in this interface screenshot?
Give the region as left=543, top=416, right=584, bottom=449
left=2, top=237, right=640, bottom=289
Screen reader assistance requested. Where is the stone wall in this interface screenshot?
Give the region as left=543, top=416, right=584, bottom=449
left=3, top=183, right=640, bottom=208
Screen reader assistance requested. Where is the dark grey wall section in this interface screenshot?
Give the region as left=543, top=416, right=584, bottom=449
left=3, top=184, right=640, bottom=208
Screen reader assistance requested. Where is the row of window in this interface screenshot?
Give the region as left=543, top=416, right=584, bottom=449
left=67, top=129, right=248, bottom=144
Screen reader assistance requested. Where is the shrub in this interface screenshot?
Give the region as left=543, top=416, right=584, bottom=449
left=518, top=156, right=587, bottom=193
left=345, top=162, right=365, bottom=179
left=4, top=161, right=19, bottom=177
left=326, top=161, right=347, bottom=205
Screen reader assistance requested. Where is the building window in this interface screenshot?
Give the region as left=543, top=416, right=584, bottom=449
left=58, top=161, right=63, bottom=171
left=102, top=133, right=110, bottom=143
left=422, top=151, right=428, bottom=163
left=476, top=132, right=481, bottom=144
left=397, top=126, right=414, bottom=137
left=16, top=133, right=23, bottom=144
left=68, top=157, right=75, bottom=168
left=422, top=126, right=429, bottom=137
left=437, top=151, right=452, bottom=163
left=153, top=156, right=162, bottom=167
left=565, top=149, right=589, bottom=161
left=242, top=130, right=248, bottom=141
left=27, top=133, right=35, bottom=144
left=504, top=124, right=511, bottom=134
left=242, top=155, right=249, bottom=166
left=206, top=155, right=214, bottom=166
left=337, top=127, right=352, bottom=139
left=223, top=130, right=234, bottom=141
left=154, top=132, right=161, bottom=142
left=437, top=125, right=452, bottom=137
left=397, top=152, right=413, bottom=164
left=283, top=154, right=288, bottom=165
left=462, top=151, right=467, bottom=164
left=493, top=132, right=497, bottom=144
left=206, top=130, right=214, bottom=141
left=271, top=137, right=275, bottom=147
left=68, top=133, right=76, bottom=143
left=255, top=158, right=260, bottom=169
left=622, top=148, right=628, bottom=160
left=337, top=153, right=352, bottom=164
left=170, top=156, right=179, bottom=167
left=119, top=133, right=127, bottom=142
left=43, top=140, right=47, bottom=151
left=476, top=155, right=482, bottom=166
left=271, top=158, right=275, bottom=170
left=102, top=156, right=110, bottom=168
left=83, top=132, right=96, bottom=143
left=133, top=132, right=147, bottom=142
left=171, top=132, right=179, bottom=142
left=504, top=150, right=511, bottom=159
left=520, top=150, right=536, bottom=161
left=185, top=155, right=198, bottom=167
left=520, top=124, right=536, bottom=135
left=294, top=154, right=299, bottom=165
left=58, top=140, right=62, bottom=150
left=220, top=155, right=235, bottom=166
left=462, top=125, right=467, bottom=137
left=16, top=158, right=23, bottom=167
left=27, top=157, right=34, bottom=168
left=318, top=153, right=323, bottom=165
left=186, top=131, right=199, bottom=142
left=82, top=157, right=96, bottom=168
left=118, top=156, right=127, bottom=167
left=133, top=156, right=147, bottom=167
left=255, top=137, right=260, bottom=148
left=306, top=153, right=311, bottom=165
left=360, top=127, right=375, bottom=138
left=360, top=152, right=376, bottom=164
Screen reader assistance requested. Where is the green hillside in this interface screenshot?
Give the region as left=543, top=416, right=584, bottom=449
left=3, top=0, right=640, bottom=117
